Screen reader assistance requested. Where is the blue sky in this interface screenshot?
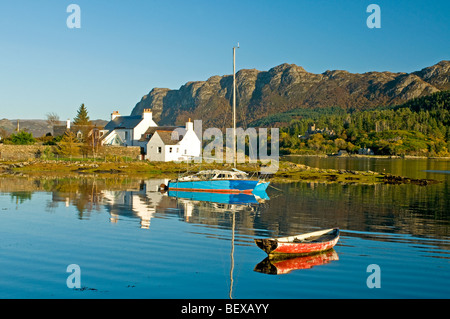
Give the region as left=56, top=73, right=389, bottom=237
left=0, top=0, right=448, bottom=121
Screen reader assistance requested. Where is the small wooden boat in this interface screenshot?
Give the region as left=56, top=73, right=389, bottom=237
left=254, top=228, right=339, bottom=257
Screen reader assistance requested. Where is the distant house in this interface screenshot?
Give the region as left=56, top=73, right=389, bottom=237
left=53, top=120, right=100, bottom=142
left=101, top=109, right=157, bottom=147
left=300, top=123, right=336, bottom=139
left=139, top=119, right=201, bottom=162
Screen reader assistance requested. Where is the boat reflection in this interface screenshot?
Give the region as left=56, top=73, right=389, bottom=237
left=254, top=249, right=339, bottom=275
left=167, top=189, right=269, bottom=228
left=168, top=189, right=269, bottom=214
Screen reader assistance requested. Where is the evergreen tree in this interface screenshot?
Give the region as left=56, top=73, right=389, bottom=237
left=73, top=104, right=91, bottom=125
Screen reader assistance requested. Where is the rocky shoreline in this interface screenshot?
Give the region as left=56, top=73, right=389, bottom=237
left=0, top=159, right=441, bottom=186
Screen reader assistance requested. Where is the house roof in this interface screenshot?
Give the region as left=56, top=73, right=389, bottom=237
left=53, top=124, right=97, bottom=137
left=104, top=116, right=143, bottom=131
left=155, top=130, right=182, bottom=145
left=139, top=126, right=183, bottom=142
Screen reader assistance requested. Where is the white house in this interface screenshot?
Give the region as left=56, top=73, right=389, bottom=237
left=140, top=119, right=201, bottom=162
left=101, top=109, right=157, bottom=147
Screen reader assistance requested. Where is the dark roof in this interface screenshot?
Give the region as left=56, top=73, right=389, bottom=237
left=53, top=124, right=95, bottom=137
left=104, top=116, right=143, bottom=131
left=139, top=126, right=184, bottom=142
left=156, top=130, right=182, bottom=145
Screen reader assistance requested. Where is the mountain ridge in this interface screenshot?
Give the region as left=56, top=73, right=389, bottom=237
left=131, top=60, right=450, bottom=128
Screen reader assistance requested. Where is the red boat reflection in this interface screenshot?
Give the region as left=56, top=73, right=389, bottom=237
left=254, top=249, right=339, bottom=275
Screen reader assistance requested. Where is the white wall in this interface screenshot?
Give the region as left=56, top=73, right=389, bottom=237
left=133, top=114, right=157, bottom=146
left=144, top=121, right=202, bottom=162
left=103, top=129, right=133, bottom=146
left=103, top=130, right=123, bottom=146
left=179, top=126, right=201, bottom=158
left=145, top=132, right=200, bottom=162
left=145, top=132, right=166, bottom=161
left=164, top=144, right=185, bottom=162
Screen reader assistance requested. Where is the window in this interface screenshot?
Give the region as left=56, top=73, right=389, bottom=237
left=157, top=147, right=162, bottom=153
left=169, top=147, right=172, bottom=153
left=124, top=131, right=128, bottom=141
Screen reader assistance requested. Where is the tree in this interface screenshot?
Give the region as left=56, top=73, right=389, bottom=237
left=7, top=131, right=36, bottom=145
left=58, top=131, right=80, bottom=157
left=308, top=133, right=325, bottom=152
left=334, top=138, right=347, bottom=150
left=0, top=127, right=8, bottom=142
left=73, top=104, right=91, bottom=125
left=46, top=112, right=60, bottom=126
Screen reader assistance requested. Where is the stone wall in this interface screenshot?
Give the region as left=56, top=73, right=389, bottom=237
left=0, top=144, right=141, bottom=161
left=0, top=145, right=44, bottom=161
left=98, top=146, right=141, bottom=159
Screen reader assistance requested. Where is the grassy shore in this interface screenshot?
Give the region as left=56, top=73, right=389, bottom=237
left=1, top=158, right=440, bottom=185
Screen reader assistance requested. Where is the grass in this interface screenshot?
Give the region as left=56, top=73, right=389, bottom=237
left=0, top=158, right=386, bottom=184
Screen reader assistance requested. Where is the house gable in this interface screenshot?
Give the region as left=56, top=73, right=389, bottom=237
left=144, top=125, right=201, bottom=162
left=103, top=111, right=157, bottom=147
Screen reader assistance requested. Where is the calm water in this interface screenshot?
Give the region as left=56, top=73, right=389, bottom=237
left=0, top=158, right=449, bottom=299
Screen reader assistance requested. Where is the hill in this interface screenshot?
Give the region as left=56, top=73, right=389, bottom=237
left=131, top=60, right=450, bottom=128
left=279, top=91, right=450, bottom=157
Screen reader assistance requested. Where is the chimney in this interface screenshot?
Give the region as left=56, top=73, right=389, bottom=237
left=111, top=111, right=120, bottom=121
left=66, top=119, right=70, bottom=129
left=186, top=118, right=193, bottom=131
left=143, top=108, right=153, bottom=121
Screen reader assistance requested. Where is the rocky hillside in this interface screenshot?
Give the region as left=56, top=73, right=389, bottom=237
left=131, top=60, right=450, bottom=128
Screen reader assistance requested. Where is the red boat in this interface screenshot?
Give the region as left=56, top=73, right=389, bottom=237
left=254, top=228, right=339, bottom=257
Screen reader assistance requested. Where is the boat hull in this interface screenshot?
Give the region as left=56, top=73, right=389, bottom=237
left=168, top=179, right=261, bottom=194
left=254, top=228, right=339, bottom=257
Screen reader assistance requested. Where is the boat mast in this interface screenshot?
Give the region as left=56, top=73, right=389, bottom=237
left=232, top=43, right=239, bottom=168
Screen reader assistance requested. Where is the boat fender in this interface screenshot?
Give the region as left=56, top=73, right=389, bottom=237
left=159, top=183, right=168, bottom=192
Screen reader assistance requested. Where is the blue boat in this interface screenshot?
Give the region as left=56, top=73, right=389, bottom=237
left=167, top=169, right=270, bottom=194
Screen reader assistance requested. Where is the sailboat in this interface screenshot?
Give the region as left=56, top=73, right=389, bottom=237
left=167, top=44, right=270, bottom=195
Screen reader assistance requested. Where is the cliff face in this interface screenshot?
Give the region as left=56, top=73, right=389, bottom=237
left=131, top=60, right=450, bottom=127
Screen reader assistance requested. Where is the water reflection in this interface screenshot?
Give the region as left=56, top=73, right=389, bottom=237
left=99, top=179, right=174, bottom=228
left=167, top=190, right=268, bottom=222
left=1, top=173, right=448, bottom=298
left=0, top=175, right=448, bottom=242
left=4, top=176, right=268, bottom=230
left=254, top=249, right=339, bottom=275
left=284, top=155, right=450, bottom=181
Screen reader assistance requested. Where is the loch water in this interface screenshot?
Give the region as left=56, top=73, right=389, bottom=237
left=0, top=158, right=448, bottom=299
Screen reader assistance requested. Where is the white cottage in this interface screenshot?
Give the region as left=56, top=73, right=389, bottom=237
left=140, top=119, right=201, bottom=162
left=101, top=109, right=157, bottom=147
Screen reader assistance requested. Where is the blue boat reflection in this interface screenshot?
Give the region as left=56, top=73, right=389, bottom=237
left=167, top=189, right=269, bottom=206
